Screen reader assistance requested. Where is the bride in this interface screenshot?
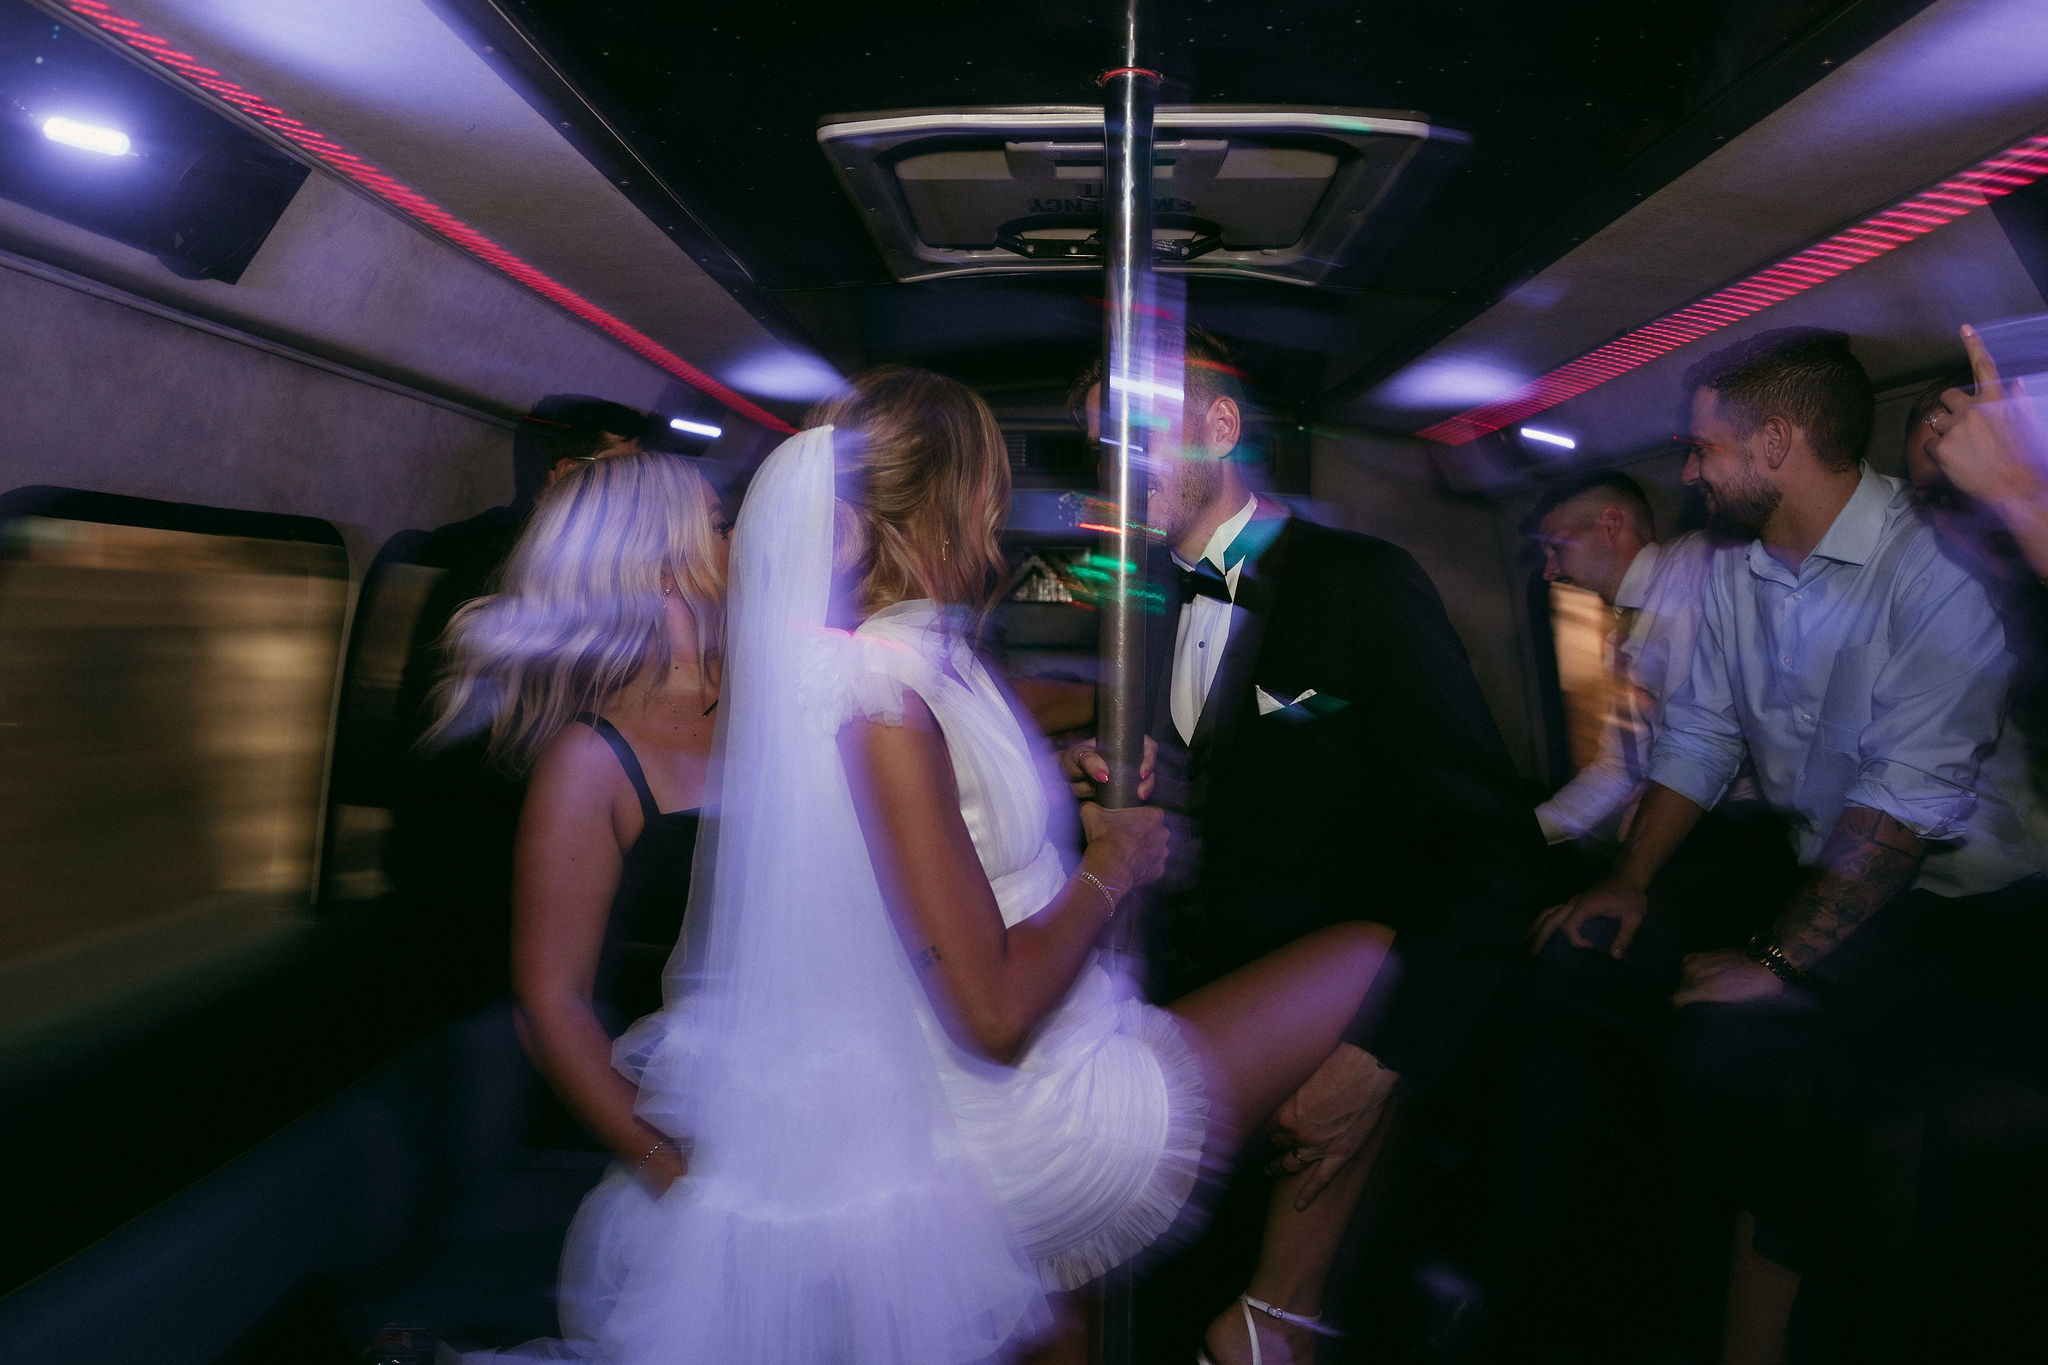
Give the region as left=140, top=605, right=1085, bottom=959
left=544, top=367, right=1394, bottom=1365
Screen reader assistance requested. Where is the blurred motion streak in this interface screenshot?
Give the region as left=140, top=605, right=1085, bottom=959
left=0, top=516, right=345, bottom=1035
left=1548, top=583, right=1614, bottom=774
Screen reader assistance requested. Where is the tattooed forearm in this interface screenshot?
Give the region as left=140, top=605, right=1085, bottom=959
left=911, top=945, right=942, bottom=972
left=1769, top=806, right=1924, bottom=971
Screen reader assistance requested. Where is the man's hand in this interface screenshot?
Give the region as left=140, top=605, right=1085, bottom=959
left=1528, top=877, right=1649, bottom=958
left=1058, top=734, right=1157, bottom=801
left=1671, top=949, right=1786, bottom=1008
left=1264, top=1043, right=1400, bottom=1211
left=1932, top=325, right=2048, bottom=510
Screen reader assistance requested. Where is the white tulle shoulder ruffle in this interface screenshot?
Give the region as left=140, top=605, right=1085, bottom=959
left=795, top=626, right=939, bottom=736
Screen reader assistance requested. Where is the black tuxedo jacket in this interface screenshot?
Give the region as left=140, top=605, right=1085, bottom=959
left=1145, top=511, right=1545, bottom=1099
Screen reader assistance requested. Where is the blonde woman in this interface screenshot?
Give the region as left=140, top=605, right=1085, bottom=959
left=425, top=451, right=726, bottom=1194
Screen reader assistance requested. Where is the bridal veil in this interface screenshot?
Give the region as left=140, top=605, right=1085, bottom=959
left=605, top=425, right=1047, bottom=1363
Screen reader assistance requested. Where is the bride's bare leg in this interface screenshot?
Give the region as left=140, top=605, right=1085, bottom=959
left=1168, top=922, right=1397, bottom=1363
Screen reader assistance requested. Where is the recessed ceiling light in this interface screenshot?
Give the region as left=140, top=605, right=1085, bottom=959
left=41, top=116, right=131, bottom=156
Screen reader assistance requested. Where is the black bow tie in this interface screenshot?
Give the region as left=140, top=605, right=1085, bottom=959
left=1179, top=558, right=1234, bottom=604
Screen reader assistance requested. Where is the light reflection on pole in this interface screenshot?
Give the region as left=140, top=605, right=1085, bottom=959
left=1096, top=0, right=1161, bottom=813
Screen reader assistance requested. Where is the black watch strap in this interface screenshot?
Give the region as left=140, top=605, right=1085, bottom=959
left=1744, top=933, right=1821, bottom=992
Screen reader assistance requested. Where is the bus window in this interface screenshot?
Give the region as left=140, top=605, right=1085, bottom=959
left=0, top=500, right=347, bottom=1038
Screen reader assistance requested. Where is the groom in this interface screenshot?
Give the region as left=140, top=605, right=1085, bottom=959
left=1070, top=331, right=1546, bottom=1327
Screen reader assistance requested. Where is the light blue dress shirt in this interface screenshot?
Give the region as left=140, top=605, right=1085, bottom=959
left=1649, top=464, right=2040, bottom=897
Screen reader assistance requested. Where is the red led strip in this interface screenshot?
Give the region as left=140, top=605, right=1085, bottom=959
left=1418, top=130, right=2048, bottom=446
left=57, top=0, right=797, bottom=434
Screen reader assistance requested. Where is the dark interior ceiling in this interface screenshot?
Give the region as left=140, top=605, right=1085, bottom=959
left=487, top=0, right=1937, bottom=420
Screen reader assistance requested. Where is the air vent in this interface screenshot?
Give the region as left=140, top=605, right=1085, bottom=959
left=819, top=106, right=1465, bottom=286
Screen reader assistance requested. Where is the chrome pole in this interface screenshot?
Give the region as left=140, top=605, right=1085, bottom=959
left=1096, top=6, right=1158, bottom=1360
left=1097, top=0, right=1158, bottom=811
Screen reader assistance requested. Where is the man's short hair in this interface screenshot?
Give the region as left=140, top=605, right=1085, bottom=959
left=1520, top=469, right=1656, bottom=540
left=1069, top=326, right=1253, bottom=455
left=1180, top=327, right=1250, bottom=441
left=512, top=395, right=649, bottom=502
left=1904, top=366, right=1975, bottom=440
left=1681, top=327, right=1874, bottom=472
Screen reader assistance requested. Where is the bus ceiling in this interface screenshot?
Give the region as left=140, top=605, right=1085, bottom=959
left=445, top=0, right=1952, bottom=412
left=14, top=0, right=2048, bottom=447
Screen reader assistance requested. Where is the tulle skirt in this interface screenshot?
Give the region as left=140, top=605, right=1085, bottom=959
left=937, top=958, right=1211, bottom=1290
left=471, top=960, right=1208, bottom=1360
left=468, top=1156, right=1048, bottom=1364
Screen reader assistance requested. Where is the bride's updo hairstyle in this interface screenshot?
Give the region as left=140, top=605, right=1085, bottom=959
left=423, top=452, right=725, bottom=772
left=806, top=366, right=1011, bottom=622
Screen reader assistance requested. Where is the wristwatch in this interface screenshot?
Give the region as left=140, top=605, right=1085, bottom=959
left=1743, top=934, right=1820, bottom=991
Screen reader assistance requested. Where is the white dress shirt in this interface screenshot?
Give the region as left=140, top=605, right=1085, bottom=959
left=1538, top=533, right=1721, bottom=843
left=1169, top=496, right=1259, bottom=745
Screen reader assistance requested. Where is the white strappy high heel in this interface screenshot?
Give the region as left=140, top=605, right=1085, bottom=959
left=1195, top=1292, right=1345, bottom=1365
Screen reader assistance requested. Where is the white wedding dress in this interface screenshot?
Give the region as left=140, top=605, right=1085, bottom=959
left=811, top=598, right=1210, bottom=1290
left=475, top=427, right=1207, bottom=1364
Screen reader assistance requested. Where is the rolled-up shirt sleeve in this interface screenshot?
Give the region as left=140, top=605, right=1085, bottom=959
left=1842, top=558, right=2009, bottom=840
left=1648, top=569, right=1746, bottom=810
left=1537, top=733, right=1638, bottom=841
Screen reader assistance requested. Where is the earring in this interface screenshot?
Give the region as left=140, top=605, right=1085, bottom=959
left=663, top=585, right=673, bottom=597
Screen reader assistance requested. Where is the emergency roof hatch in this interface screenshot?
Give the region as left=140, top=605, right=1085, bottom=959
left=818, top=105, right=1466, bottom=286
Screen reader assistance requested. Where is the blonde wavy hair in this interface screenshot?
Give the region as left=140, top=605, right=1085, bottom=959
left=807, top=366, right=1011, bottom=623
left=423, top=452, right=726, bottom=773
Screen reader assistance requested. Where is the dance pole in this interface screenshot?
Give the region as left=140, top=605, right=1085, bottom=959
left=1096, top=7, right=1160, bottom=1362
left=1096, top=0, right=1160, bottom=812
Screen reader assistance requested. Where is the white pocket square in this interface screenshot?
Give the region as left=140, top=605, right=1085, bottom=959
left=1255, top=686, right=1318, bottom=715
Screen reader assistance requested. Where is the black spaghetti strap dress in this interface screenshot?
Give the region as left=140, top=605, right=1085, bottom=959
left=571, top=714, right=700, bottom=1032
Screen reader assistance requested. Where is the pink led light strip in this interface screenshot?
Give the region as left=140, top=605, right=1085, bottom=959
left=58, top=0, right=798, bottom=435
left=1418, top=131, right=2048, bottom=446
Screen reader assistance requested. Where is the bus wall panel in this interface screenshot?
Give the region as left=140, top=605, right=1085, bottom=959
left=104, top=0, right=793, bottom=386
left=1440, top=192, right=2047, bottom=480
left=0, top=258, right=582, bottom=577
left=1358, top=0, right=2048, bottom=432
left=0, top=168, right=681, bottom=427
left=1310, top=430, right=1541, bottom=781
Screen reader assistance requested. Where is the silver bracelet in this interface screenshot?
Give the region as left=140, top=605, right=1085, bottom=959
left=636, top=1137, right=676, bottom=1171
left=1077, top=869, right=1122, bottom=917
